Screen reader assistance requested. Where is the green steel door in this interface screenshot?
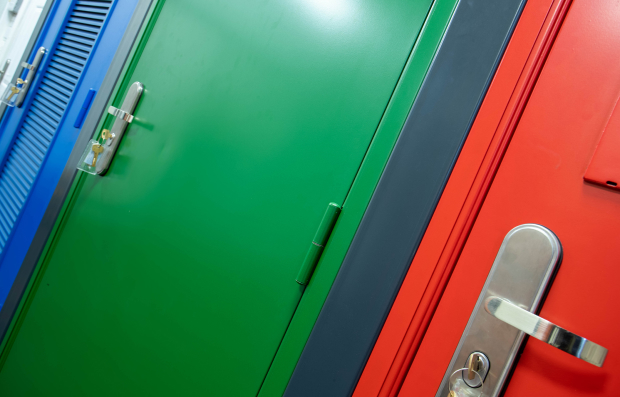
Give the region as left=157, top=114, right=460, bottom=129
left=0, top=0, right=434, bottom=395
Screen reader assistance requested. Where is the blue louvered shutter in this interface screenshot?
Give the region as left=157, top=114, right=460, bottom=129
left=0, top=0, right=113, bottom=251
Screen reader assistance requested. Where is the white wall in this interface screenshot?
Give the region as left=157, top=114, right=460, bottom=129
left=0, top=1, right=8, bottom=19
left=0, top=0, right=48, bottom=94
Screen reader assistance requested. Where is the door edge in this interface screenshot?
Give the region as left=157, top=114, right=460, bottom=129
left=0, top=0, right=158, bottom=364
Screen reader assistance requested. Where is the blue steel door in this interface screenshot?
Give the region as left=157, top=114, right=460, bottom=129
left=0, top=0, right=140, bottom=308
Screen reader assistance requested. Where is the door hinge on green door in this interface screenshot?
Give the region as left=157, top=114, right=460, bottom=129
left=296, top=203, right=342, bottom=285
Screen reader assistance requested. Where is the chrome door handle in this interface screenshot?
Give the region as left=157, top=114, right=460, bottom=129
left=15, top=47, right=46, bottom=107
left=436, top=225, right=608, bottom=397
left=0, top=59, right=10, bottom=82
left=77, top=82, right=144, bottom=176
left=485, top=296, right=607, bottom=367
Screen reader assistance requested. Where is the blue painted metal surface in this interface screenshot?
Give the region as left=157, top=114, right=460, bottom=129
left=73, top=88, right=96, bottom=128
left=0, top=0, right=140, bottom=308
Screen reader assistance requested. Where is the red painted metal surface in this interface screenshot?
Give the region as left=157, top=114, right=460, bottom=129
left=402, top=0, right=620, bottom=395
left=353, top=0, right=571, bottom=395
left=584, top=100, right=620, bottom=190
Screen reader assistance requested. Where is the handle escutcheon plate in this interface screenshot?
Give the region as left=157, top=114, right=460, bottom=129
left=95, top=82, right=143, bottom=175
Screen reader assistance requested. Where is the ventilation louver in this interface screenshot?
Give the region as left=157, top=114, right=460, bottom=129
left=0, top=1, right=112, bottom=250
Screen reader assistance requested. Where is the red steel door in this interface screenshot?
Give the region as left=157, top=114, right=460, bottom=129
left=402, top=0, right=620, bottom=395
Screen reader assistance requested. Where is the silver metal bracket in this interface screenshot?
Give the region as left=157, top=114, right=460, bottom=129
left=108, top=106, right=135, bottom=123
left=94, top=82, right=144, bottom=175
left=484, top=297, right=607, bottom=367
left=15, top=47, right=46, bottom=107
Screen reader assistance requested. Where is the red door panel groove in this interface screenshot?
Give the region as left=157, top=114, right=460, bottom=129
left=584, top=99, right=620, bottom=191
left=354, top=1, right=572, bottom=395
left=402, top=0, right=620, bottom=395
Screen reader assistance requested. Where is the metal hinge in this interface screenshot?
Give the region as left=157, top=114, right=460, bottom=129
left=296, top=202, right=341, bottom=285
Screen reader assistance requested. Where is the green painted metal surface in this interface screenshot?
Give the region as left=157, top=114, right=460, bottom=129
left=296, top=202, right=341, bottom=285
left=0, top=0, right=452, bottom=396
left=257, top=0, right=459, bottom=394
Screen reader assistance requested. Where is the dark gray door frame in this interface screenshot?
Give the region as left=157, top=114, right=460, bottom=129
left=284, top=0, right=528, bottom=395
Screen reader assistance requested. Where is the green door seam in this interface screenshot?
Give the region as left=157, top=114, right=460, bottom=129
left=0, top=2, right=461, bottom=395
left=257, top=0, right=460, bottom=395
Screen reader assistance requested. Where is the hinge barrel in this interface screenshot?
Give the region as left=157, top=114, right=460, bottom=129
left=296, top=202, right=341, bottom=285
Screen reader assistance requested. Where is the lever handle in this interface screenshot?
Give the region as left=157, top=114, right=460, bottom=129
left=15, top=47, right=46, bottom=107
left=95, top=82, right=143, bottom=175
left=0, top=59, right=10, bottom=82
left=484, top=296, right=608, bottom=367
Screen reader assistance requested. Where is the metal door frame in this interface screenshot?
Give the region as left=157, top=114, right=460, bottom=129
left=284, top=0, right=531, bottom=395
